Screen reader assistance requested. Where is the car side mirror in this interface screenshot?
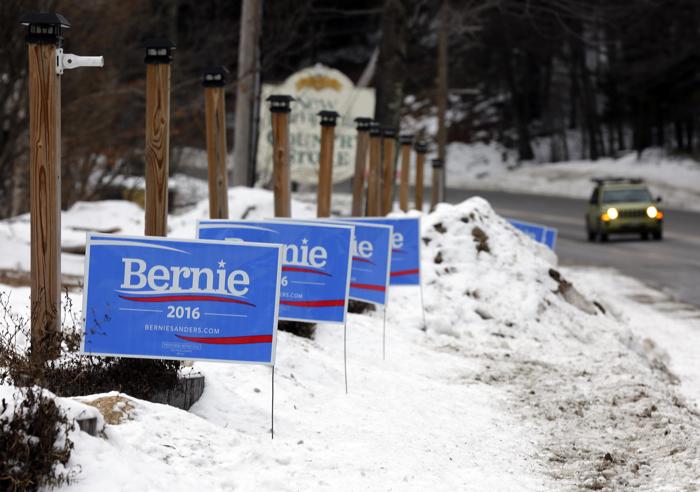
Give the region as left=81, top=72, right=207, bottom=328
left=656, top=196, right=662, bottom=203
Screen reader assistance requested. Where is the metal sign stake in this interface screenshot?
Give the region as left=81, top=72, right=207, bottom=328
left=343, top=320, right=348, bottom=394
left=271, top=365, right=275, bottom=440
left=382, top=304, right=387, bottom=361
left=419, top=282, right=427, bottom=330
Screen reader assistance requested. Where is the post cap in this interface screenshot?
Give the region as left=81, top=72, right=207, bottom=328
left=318, top=110, right=340, bottom=127
left=202, top=66, right=229, bottom=87
left=369, top=121, right=381, bottom=137
left=354, top=117, right=373, bottom=131
left=20, top=12, right=70, bottom=44
left=431, top=158, right=444, bottom=169
left=143, top=38, right=175, bottom=64
left=414, top=141, right=429, bottom=153
left=267, top=94, right=294, bottom=113
left=382, top=128, right=397, bottom=139
left=399, top=134, right=414, bottom=145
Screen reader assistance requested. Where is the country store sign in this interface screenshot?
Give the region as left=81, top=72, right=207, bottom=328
left=256, top=65, right=376, bottom=185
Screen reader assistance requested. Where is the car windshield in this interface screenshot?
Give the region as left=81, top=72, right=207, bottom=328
left=602, top=188, right=652, bottom=203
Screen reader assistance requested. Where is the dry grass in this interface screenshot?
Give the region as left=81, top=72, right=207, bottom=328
left=84, top=395, right=134, bottom=425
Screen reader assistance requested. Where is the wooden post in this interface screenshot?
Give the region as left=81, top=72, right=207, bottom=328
left=317, top=110, right=339, bottom=218
left=351, top=117, right=372, bottom=216
left=203, top=66, right=229, bottom=219
left=431, top=158, right=444, bottom=211
left=21, top=13, right=71, bottom=364
left=398, top=134, right=413, bottom=212
left=144, top=39, right=174, bottom=236
left=381, top=129, right=397, bottom=215
left=267, top=95, right=293, bottom=217
left=366, top=123, right=382, bottom=216
left=414, top=141, right=428, bottom=211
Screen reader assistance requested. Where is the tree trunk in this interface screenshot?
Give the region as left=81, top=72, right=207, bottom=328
left=233, top=0, right=262, bottom=186
left=374, top=0, right=407, bottom=130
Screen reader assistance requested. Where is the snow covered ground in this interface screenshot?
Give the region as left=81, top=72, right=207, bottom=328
left=436, top=143, right=700, bottom=212
left=1, top=190, right=700, bottom=490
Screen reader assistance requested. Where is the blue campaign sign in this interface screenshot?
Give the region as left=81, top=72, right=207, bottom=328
left=507, top=219, right=558, bottom=250
left=198, top=220, right=353, bottom=324
left=297, top=220, right=393, bottom=305
left=81, top=234, right=283, bottom=365
left=348, top=217, right=421, bottom=286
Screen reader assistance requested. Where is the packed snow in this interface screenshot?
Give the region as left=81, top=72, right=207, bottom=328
left=1, top=189, right=700, bottom=490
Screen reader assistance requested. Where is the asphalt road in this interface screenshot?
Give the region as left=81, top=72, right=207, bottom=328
left=444, top=188, right=700, bottom=307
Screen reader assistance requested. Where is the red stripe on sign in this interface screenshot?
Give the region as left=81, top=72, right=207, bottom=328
left=390, top=269, right=419, bottom=277
left=350, top=283, right=386, bottom=292
left=280, top=299, right=345, bottom=307
left=175, top=334, right=272, bottom=345
left=352, top=256, right=375, bottom=265
left=282, top=266, right=331, bottom=276
left=119, top=294, right=255, bottom=306
left=392, top=249, right=405, bottom=253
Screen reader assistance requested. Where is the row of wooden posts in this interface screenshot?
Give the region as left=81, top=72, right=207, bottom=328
left=266, top=95, right=445, bottom=221
left=21, top=13, right=444, bottom=368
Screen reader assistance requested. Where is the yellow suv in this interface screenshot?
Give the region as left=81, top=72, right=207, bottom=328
left=585, top=178, right=663, bottom=242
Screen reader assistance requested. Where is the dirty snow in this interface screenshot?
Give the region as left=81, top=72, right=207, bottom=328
left=1, top=190, right=699, bottom=490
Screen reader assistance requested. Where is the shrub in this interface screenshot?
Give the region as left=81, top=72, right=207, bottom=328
left=0, top=386, right=74, bottom=490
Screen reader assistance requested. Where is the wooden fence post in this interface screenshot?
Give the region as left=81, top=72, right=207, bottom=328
left=21, top=13, right=70, bottom=364
left=431, top=158, right=444, bottom=212
left=381, top=129, right=397, bottom=215
left=351, top=117, right=372, bottom=216
left=21, top=13, right=103, bottom=366
left=398, top=134, right=413, bottom=212
left=317, top=110, right=339, bottom=217
left=144, top=38, right=175, bottom=236
left=267, top=95, right=293, bottom=217
left=203, top=66, right=229, bottom=219
left=366, top=123, right=382, bottom=216
left=414, top=141, right=428, bottom=211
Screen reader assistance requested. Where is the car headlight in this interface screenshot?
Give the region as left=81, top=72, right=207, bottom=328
left=606, top=207, right=619, bottom=220
left=646, top=206, right=658, bottom=218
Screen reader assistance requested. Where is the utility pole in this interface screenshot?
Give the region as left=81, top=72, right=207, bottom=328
left=233, top=0, right=262, bottom=187
left=143, top=38, right=175, bottom=237
left=21, top=12, right=103, bottom=366
left=436, top=0, right=449, bottom=204
left=203, top=66, right=229, bottom=219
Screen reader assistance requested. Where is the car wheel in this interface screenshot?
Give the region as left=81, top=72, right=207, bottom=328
left=600, top=232, right=609, bottom=242
left=652, top=230, right=663, bottom=240
left=587, top=229, right=596, bottom=242
left=640, top=232, right=649, bottom=240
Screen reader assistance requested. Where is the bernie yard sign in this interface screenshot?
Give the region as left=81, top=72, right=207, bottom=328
left=284, top=219, right=393, bottom=306
left=81, top=234, right=283, bottom=365
left=507, top=219, right=558, bottom=250
left=198, top=220, right=353, bottom=324
left=348, top=217, right=421, bottom=286
left=338, top=221, right=392, bottom=304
